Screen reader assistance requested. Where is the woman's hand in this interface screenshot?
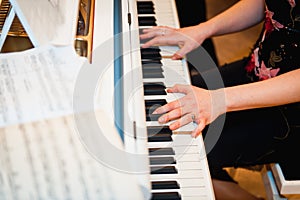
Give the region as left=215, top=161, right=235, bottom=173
left=153, top=84, right=226, bottom=137
left=140, top=25, right=208, bottom=60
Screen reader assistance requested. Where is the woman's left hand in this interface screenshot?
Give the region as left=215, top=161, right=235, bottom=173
left=153, top=84, right=226, bottom=137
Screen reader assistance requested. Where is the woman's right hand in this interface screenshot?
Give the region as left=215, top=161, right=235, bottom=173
left=140, top=24, right=208, bottom=60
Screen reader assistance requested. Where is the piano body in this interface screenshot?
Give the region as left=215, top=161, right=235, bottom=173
left=0, top=0, right=216, bottom=199
left=104, top=0, right=216, bottom=199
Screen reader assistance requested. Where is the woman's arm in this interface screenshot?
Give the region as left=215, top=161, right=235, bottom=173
left=140, top=0, right=265, bottom=59
left=204, top=0, right=265, bottom=37
left=225, top=68, right=300, bottom=112
left=153, top=69, right=300, bottom=137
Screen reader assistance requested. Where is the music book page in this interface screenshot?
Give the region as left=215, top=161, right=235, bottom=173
left=0, top=45, right=82, bottom=127
left=0, top=45, right=144, bottom=199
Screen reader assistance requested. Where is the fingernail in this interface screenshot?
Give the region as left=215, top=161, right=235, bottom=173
left=191, top=132, right=197, bottom=138
left=158, top=116, right=165, bottom=123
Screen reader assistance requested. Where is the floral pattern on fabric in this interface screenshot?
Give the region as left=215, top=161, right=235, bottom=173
left=246, top=0, right=300, bottom=81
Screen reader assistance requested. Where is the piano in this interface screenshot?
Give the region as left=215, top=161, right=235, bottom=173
left=119, top=0, right=216, bottom=199
left=0, top=0, right=215, bottom=199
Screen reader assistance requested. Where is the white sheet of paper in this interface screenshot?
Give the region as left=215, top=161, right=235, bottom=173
left=0, top=111, right=144, bottom=200
left=0, top=45, right=83, bottom=127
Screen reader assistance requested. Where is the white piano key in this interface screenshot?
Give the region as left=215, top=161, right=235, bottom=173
left=150, top=159, right=203, bottom=168
left=155, top=178, right=208, bottom=188
left=150, top=169, right=205, bottom=180
left=152, top=187, right=209, bottom=197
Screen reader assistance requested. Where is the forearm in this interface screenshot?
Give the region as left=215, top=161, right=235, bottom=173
left=199, top=0, right=265, bottom=38
left=223, top=69, right=300, bottom=112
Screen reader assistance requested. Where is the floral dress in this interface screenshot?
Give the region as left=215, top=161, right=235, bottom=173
left=245, top=0, right=300, bottom=81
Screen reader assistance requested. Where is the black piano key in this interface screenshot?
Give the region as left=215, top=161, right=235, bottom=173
left=141, top=55, right=162, bottom=61
left=137, top=1, right=154, bottom=8
left=138, top=7, right=155, bottom=14
left=145, top=105, right=161, bottom=115
left=149, top=148, right=175, bottom=156
left=151, top=166, right=178, bottom=174
left=143, top=67, right=163, bottom=74
left=145, top=99, right=167, bottom=115
left=143, top=72, right=164, bottom=79
left=141, top=48, right=162, bottom=60
left=150, top=157, right=176, bottom=165
left=142, top=63, right=163, bottom=70
left=144, top=82, right=166, bottom=95
left=138, top=16, right=157, bottom=26
left=142, top=60, right=162, bottom=65
left=147, top=126, right=172, bottom=142
left=151, top=181, right=180, bottom=190
left=141, top=48, right=161, bottom=55
left=148, top=134, right=172, bottom=142
left=151, top=192, right=181, bottom=200
left=147, top=126, right=172, bottom=135
left=145, top=99, right=167, bottom=106
left=142, top=55, right=162, bottom=61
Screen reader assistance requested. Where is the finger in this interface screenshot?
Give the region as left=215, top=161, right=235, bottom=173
left=191, top=120, right=206, bottom=138
left=157, top=106, right=190, bottom=124
left=169, top=113, right=195, bottom=130
left=175, top=44, right=196, bottom=60
left=171, top=53, right=183, bottom=60
left=141, top=37, right=161, bottom=48
left=152, top=99, right=183, bottom=114
left=167, top=84, right=192, bottom=94
left=140, top=26, right=170, bottom=39
left=140, top=31, right=157, bottom=40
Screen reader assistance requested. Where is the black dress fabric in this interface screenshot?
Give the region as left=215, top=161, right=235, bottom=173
left=191, top=0, right=300, bottom=182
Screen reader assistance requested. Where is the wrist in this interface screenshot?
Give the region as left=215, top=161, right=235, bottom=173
left=210, top=88, right=227, bottom=116
left=196, top=21, right=215, bottom=39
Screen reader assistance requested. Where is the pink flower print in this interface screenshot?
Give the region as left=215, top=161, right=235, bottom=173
left=265, top=11, right=274, bottom=34
left=253, top=48, right=259, bottom=67
left=245, top=48, right=259, bottom=73
left=270, top=68, right=280, bottom=77
left=256, top=61, right=280, bottom=81
left=265, top=10, right=284, bottom=31
left=245, top=53, right=255, bottom=72
left=287, top=0, right=296, bottom=7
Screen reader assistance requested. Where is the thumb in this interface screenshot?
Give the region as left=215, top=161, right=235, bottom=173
left=167, top=84, right=191, bottom=94
left=172, top=42, right=196, bottom=60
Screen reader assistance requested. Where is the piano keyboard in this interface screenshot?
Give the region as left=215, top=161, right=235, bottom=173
left=136, top=0, right=215, bottom=199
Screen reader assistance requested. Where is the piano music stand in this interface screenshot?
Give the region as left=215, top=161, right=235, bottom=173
left=0, top=0, right=80, bottom=51
left=0, top=3, right=15, bottom=50
left=0, top=0, right=40, bottom=51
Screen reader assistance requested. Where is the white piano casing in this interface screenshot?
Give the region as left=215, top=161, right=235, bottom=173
left=91, top=0, right=152, bottom=199
left=90, top=0, right=215, bottom=199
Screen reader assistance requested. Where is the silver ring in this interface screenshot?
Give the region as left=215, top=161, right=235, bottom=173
left=191, top=114, right=195, bottom=123
left=161, top=29, right=166, bottom=36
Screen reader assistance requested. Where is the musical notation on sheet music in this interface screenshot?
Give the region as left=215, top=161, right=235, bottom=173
left=0, top=112, right=144, bottom=199
left=0, top=44, right=144, bottom=199
left=0, top=45, right=83, bottom=127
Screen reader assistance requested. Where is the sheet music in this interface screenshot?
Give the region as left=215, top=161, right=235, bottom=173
left=0, top=45, right=144, bottom=199
left=0, top=112, right=144, bottom=200
left=0, top=45, right=84, bottom=127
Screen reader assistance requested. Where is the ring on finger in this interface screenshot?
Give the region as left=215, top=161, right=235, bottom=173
left=161, top=28, right=166, bottom=36
left=191, top=114, right=196, bottom=123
